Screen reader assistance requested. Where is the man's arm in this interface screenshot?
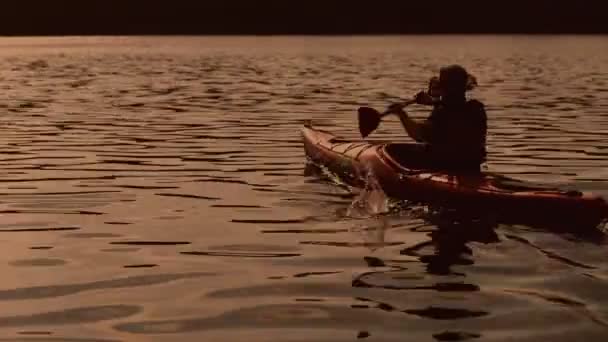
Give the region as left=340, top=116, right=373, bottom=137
left=386, top=91, right=437, bottom=142
left=393, top=108, right=430, bottom=143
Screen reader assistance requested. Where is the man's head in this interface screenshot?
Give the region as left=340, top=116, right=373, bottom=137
left=438, top=64, right=475, bottom=96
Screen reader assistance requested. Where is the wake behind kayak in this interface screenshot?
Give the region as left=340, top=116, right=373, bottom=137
left=301, top=123, right=608, bottom=230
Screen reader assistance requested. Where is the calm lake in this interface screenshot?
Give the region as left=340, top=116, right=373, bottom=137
left=0, top=35, right=607, bottom=341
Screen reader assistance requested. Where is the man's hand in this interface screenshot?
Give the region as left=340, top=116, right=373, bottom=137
left=414, top=91, right=435, bottom=106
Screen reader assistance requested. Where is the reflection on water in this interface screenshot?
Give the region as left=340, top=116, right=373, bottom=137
left=0, top=36, right=607, bottom=341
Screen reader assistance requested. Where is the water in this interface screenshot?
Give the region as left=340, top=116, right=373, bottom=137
left=0, top=35, right=607, bottom=341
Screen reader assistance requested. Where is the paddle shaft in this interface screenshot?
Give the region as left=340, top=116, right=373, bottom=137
left=380, top=98, right=417, bottom=117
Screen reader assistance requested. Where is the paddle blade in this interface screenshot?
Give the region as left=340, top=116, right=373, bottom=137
left=358, top=106, right=382, bottom=138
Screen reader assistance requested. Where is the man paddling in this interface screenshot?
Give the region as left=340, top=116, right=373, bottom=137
left=378, top=65, right=487, bottom=172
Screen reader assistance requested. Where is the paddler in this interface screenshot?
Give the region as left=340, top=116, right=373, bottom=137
left=387, top=64, right=487, bottom=172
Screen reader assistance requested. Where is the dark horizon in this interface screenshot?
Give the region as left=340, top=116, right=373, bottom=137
left=0, top=1, right=606, bottom=36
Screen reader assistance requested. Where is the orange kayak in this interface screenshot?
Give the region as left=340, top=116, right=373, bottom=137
left=302, top=123, right=608, bottom=230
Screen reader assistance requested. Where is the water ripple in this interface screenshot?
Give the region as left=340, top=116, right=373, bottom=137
left=0, top=272, right=213, bottom=301
left=0, top=305, right=141, bottom=327
left=1, top=36, right=607, bottom=340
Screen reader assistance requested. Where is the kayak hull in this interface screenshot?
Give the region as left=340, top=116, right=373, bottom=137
left=302, top=124, right=608, bottom=230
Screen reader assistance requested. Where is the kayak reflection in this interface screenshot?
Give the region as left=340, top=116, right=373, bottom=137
left=352, top=216, right=500, bottom=291
left=400, top=210, right=500, bottom=276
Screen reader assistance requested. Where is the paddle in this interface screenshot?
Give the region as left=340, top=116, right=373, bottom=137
left=357, top=73, right=478, bottom=138
left=357, top=99, right=416, bottom=138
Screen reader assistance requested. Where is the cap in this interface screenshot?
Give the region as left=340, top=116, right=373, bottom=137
left=438, top=65, right=477, bottom=93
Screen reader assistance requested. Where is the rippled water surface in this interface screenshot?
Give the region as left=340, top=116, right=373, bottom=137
left=1, top=36, right=608, bottom=341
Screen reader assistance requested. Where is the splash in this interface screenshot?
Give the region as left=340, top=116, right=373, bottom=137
left=346, top=170, right=389, bottom=219
left=303, top=159, right=352, bottom=190
left=305, top=158, right=410, bottom=251
left=345, top=165, right=393, bottom=251
left=347, top=162, right=389, bottom=218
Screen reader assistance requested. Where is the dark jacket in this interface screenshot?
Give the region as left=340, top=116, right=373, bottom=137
left=420, top=99, right=487, bottom=169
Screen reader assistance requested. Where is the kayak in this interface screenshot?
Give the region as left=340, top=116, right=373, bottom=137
left=301, top=123, right=608, bottom=230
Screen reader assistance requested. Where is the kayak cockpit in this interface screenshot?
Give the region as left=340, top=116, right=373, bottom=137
left=384, top=143, right=489, bottom=174
left=382, top=143, right=425, bottom=170
left=382, top=143, right=468, bottom=172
